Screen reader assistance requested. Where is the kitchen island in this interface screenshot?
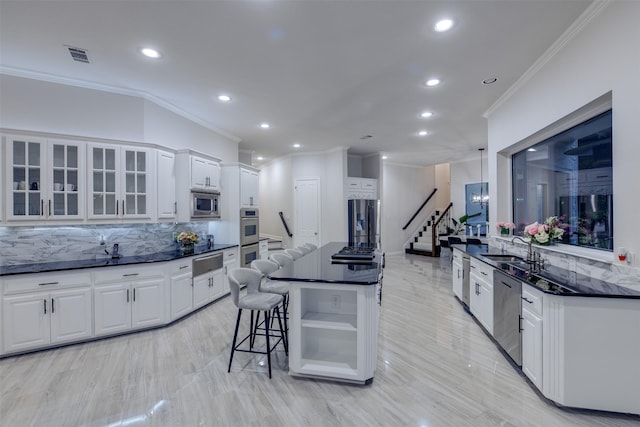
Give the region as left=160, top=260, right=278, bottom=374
left=269, top=242, right=382, bottom=384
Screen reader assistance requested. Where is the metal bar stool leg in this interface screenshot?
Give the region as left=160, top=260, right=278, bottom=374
left=275, top=305, right=287, bottom=355
left=228, top=309, right=243, bottom=373
left=265, top=310, right=272, bottom=378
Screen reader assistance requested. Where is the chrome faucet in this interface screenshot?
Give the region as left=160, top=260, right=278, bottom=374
left=511, top=236, right=538, bottom=271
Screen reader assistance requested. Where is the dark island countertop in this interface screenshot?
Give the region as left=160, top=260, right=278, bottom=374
left=453, top=243, right=640, bottom=298
left=268, top=242, right=381, bottom=285
left=0, top=243, right=238, bottom=277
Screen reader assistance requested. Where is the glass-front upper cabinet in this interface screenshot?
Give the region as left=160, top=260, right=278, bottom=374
left=49, top=141, right=83, bottom=218
left=87, top=143, right=151, bottom=219
left=4, top=135, right=84, bottom=221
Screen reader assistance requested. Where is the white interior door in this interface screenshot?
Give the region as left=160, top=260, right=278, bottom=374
left=294, top=178, right=320, bottom=247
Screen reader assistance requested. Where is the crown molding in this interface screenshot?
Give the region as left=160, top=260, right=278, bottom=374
left=0, top=66, right=242, bottom=143
left=483, top=0, right=611, bottom=119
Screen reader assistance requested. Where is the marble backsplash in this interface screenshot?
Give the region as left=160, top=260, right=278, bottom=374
left=491, top=238, right=640, bottom=293
left=0, top=223, right=211, bottom=266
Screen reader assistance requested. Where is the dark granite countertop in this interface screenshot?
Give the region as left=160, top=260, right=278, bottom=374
left=452, top=244, right=640, bottom=299
left=268, top=242, right=381, bottom=285
left=0, top=243, right=238, bottom=276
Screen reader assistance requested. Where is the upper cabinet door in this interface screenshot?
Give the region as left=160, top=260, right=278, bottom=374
left=190, top=156, right=220, bottom=191
left=88, top=143, right=120, bottom=219
left=156, top=150, right=176, bottom=219
left=48, top=140, right=84, bottom=219
left=121, top=147, right=150, bottom=218
left=87, top=144, right=151, bottom=220
left=240, top=168, right=259, bottom=207
left=6, top=135, right=46, bottom=220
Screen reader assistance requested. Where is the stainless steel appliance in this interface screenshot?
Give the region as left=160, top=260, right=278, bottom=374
left=239, top=208, right=259, bottom=267
left=348, top=199, right=380, bottom=248
left=240, top=208, right=259, bottom=246
left=191, top=190, right=220, bottom=219
left=192, top=252, right=224, bottom=277
left=331, top=246, right=375, bottom=264
left=462, top=253, right=470, bottom=307
left=493, top=270, right=522, bottom=366
left=240, top=243, right=259, bottom=268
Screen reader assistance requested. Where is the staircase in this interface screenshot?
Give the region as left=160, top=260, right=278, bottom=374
left=405, top=210, right=441, bottom=257
left=404, top=203, right=453, bottom=257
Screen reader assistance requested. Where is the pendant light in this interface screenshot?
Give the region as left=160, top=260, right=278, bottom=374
left=472, top=148, right=488, bottom=208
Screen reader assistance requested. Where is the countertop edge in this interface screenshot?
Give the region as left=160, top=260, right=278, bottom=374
left=0, top=243, right=239, bottom=277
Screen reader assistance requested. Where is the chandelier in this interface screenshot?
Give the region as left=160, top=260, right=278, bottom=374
left=472, top=148, right=488, bottom=208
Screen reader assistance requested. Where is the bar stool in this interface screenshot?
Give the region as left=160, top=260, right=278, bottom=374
left=251, top=259, right=290, bottom=345
left=227, top=268, right=287, bottom=378
left=270, top=252, right=293, bottom=267
left=303, top=243, right=317, bottom=251
left=296, top=245, right=311, bottom=255
left=284, top=248, right=304, bottom=260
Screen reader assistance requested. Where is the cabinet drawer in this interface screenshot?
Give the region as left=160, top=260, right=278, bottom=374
left=470, top=258, right=494, bottom=283
left=166, top=259, right=192, bottom=276
left=452, top=249, right=463, bottom=264
left=3, top=270, right=92, bottom=295
left=522, top=284, right=543, bottom=316
left=346, top=178, right=362, bottom=189
left=94, top=264, right=163, bottom=284
left=224, top=249, right=237, bottom=260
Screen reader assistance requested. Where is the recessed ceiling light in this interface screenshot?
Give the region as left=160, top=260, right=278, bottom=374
left=260, top=123, right=270, bottom=129
left=256, top=156, right=264, bottom=161
left=425, top=78, right=440, bottom=87
left=140, top=48, right=161, bottom=59
left=527, top=148, right=536, bottom=152
left=382, top=155, right=388, bottom=160
left=482, top=77, right=498, bottom=85
left=420, top=111, right=433, bottom=118
left=434, top=19, right=454, bottom=32
left=218, top=94, right=231, bottom=102
left=418, top=130, right=428, bottom=136
left=292, top=143, right=301, bottom=148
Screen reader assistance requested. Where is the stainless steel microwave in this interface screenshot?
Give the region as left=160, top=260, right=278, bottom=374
left=191, top=190, right=220, bottom=219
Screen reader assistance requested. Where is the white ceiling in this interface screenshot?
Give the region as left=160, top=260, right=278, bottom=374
left=0, top=0, right=592, bottom=167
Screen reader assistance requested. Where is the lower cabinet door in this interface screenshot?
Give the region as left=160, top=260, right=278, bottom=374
left=170, top=272, right=193, bottom=320
left=94, top=283, right=132, bottom=336
left=131, top=278, right=165, bottom=329
left=2, top=293, right=50, bottom=353
left=211, top=269, right=225, bottom=300
left=193, top=275, right=212, bottom=309
left=522, top=307, right=543, bottom=389
left=50, top=287, right=93, bottom=344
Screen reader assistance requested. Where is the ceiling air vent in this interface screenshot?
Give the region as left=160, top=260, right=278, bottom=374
left=66, top=46, right=89, bottom=63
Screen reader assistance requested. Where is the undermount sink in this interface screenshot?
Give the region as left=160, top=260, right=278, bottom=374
left=482, top=254, right=526, bottom=263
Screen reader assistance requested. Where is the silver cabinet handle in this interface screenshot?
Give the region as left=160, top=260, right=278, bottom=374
left=133, top=288, right=136, bottom=302
left=48, top=199, right=52, bottom=216
left=522, top=297, right=533, bottom=304
left=41, top=199, right=44, bottom=216
left=126, top=289, right=130, bottom=302
left=39, top=281, right=59, bottom=286
left=179, top=265, right=189, bottom=270
left=116, top=200, right=119, bottom=215
left=51, top=298, right=55, bottom=313
left=123, top=273, right=139, bottom=277
left=43, top=299, right=47, bottom=314
left=174, top=202, right=177, bottom=214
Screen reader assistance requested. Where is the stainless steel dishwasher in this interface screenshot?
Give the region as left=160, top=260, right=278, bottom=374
left=493, top=269, right=522, bottom=366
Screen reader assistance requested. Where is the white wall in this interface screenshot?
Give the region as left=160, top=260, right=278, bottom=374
left=0, top=74, right=238, bottom=162
left=259, top=156, right=294, bottom=247
left=435, top=163, right=451, bottom=211
left=487, top=1, right=640, bottom=264
left=450, top=157, right=486, bottom=224
left=381, top=162, right=435, bottom=254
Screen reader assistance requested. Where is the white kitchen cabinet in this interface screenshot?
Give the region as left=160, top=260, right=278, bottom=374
left=94, top=266, right=165, bottom=336
left=521, top=284, right=543, bottom=389
left=156, top=149, right=177, bottom=219
left=191, top=156, right=220, bottom=191
left=2, top=272, right=92, bottom=354
left=4, top=135, right=85, bottom=221
left=87, top=143, right=152, bottom=220
left=169, top=262, right=193, bottom=321
left=223, top=248, right=238, bottom=294
left=452, top=249, right=464, bottom=301
left=289, top=281, right=379, bottom=384
left=346, top=177, right=377, bottom=200
left=240, top=167, right=259, bottom=207
left=469, top=258, right=494, bottom=335
left=193, top=268, right=225, bottom=309
left=259, top=239, right=269, bottom=260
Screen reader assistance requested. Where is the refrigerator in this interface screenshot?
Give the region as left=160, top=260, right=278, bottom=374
left=348, top=199, right=380, bottom=248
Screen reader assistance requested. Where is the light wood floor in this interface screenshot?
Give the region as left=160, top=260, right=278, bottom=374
left=1, top=253, right=639, bottom=426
